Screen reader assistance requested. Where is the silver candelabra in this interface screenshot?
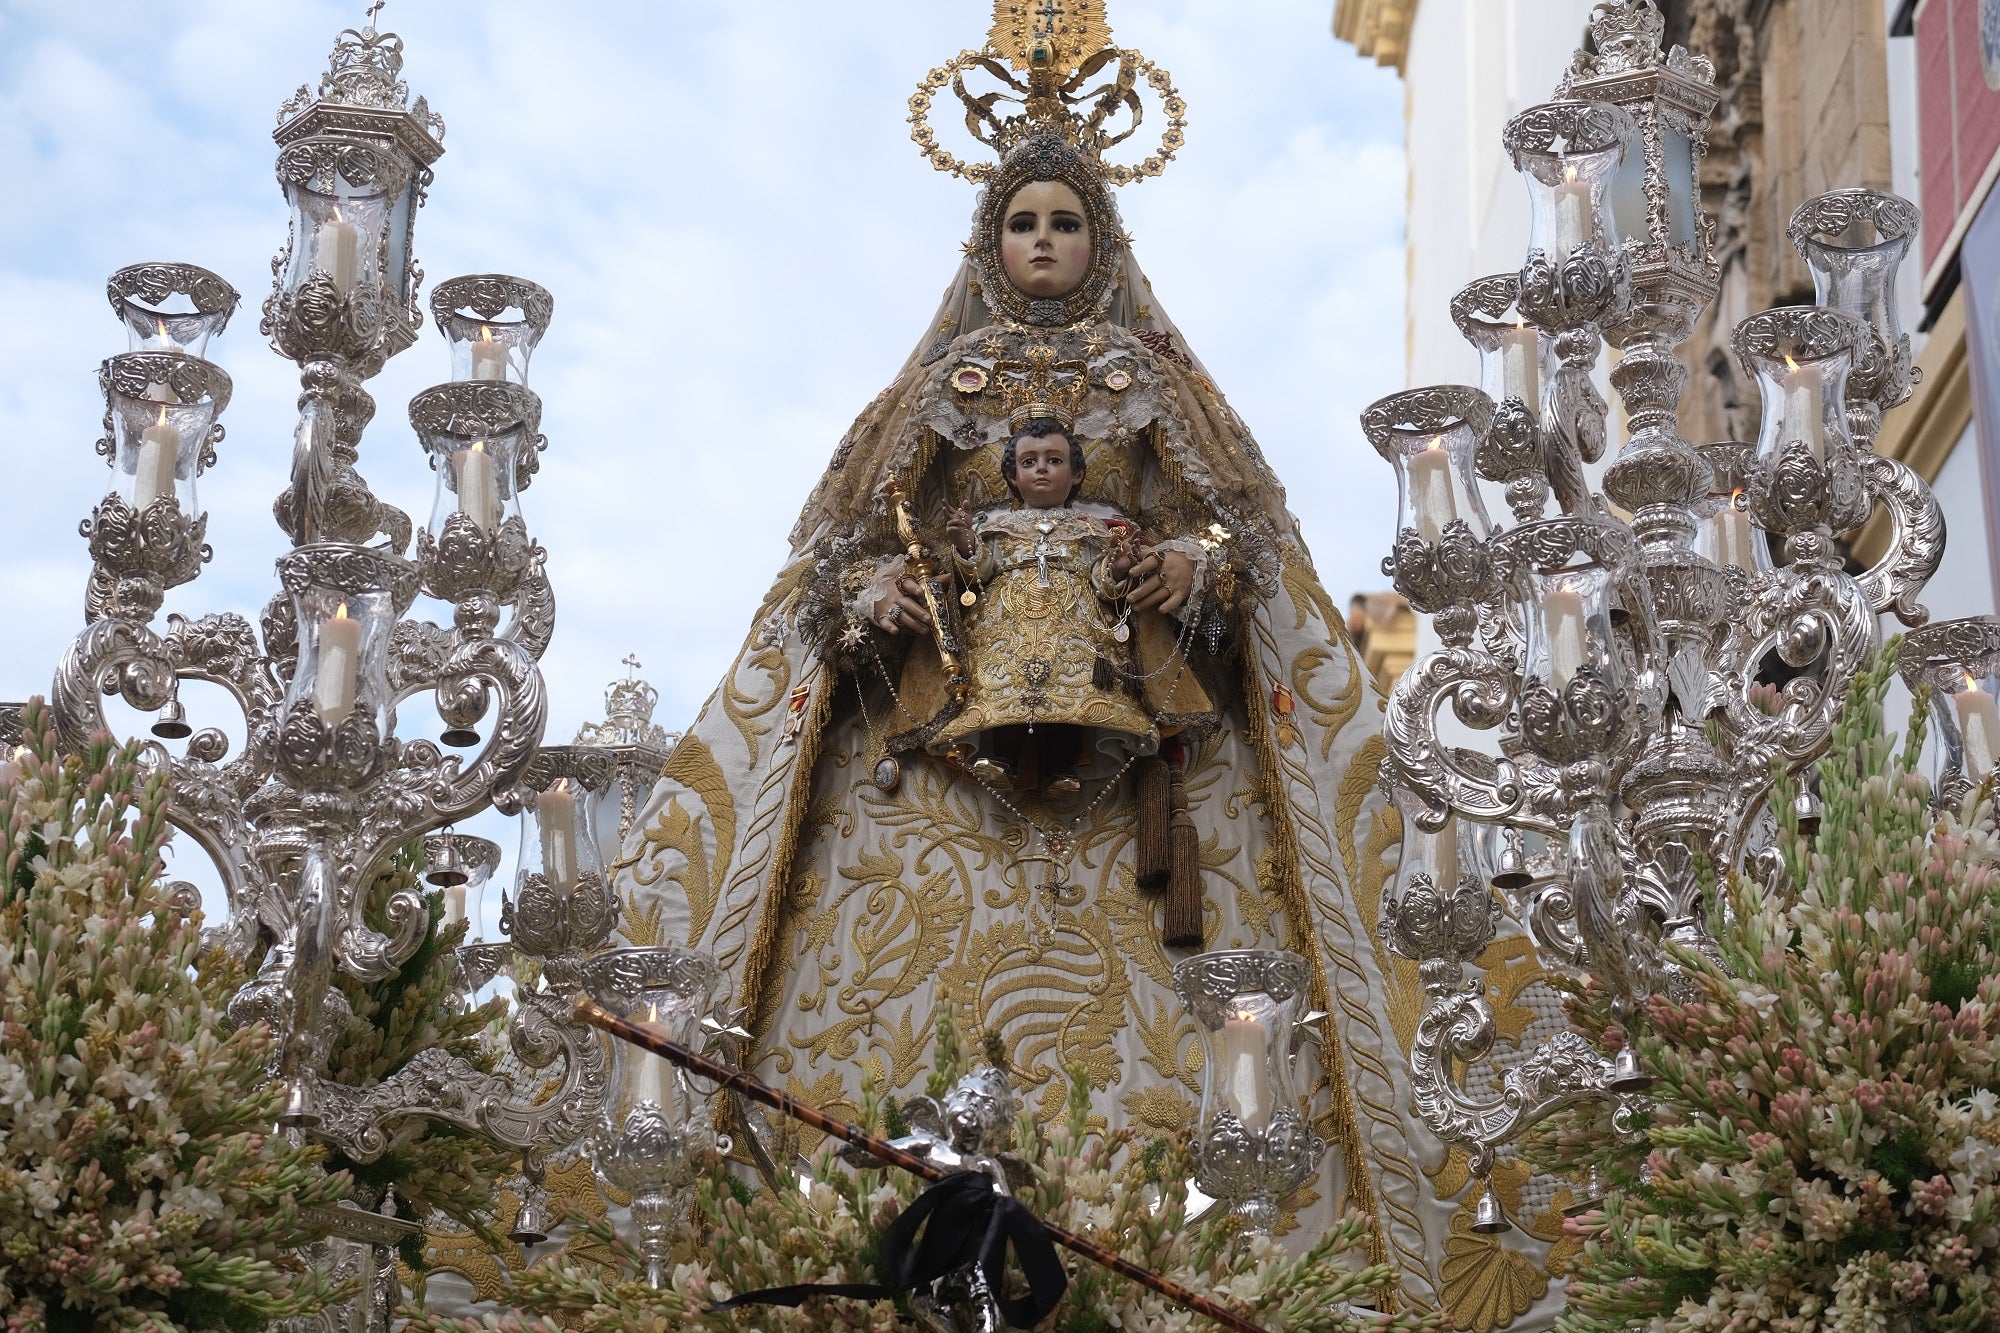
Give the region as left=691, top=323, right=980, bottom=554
left=40, top=18, right=734, bottom=1322
left=1367, top=0, right=1944, bottom=1225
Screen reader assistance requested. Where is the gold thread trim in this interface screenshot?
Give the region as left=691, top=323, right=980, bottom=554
left=735, top=661, right=840, bottom=1051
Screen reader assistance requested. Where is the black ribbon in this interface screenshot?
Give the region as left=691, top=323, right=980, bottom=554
left=708, top=1170, right=1068, bottom=1328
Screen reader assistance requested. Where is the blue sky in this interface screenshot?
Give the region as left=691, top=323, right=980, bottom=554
left=0, top=1, right=1404, bottom=910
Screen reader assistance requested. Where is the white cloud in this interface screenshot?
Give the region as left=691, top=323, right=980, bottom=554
left=0, top=0, right=1405, bottom=907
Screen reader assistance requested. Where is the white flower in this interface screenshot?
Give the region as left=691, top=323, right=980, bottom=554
left=1740, top=985, right=1781, bottom=1016
left=163, top=1182, right=224, bottom=1221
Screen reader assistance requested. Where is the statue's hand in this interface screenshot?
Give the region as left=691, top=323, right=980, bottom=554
left=1127, top=548, right=1195, bottom=615
left=946, top=506, right=975, bottom=557
left=876, top=576, right=935, bottom=634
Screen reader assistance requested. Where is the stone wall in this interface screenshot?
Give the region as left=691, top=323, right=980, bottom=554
left=1680, top=0, right=1893, bottom=447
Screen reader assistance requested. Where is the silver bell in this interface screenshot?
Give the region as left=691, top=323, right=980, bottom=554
left=278, top=1077, right=320, bottom=1129
left=1490, top=826, right=1531, bottom=895
left=1470, top=1186, right=1511, bottom=1235
left=1563, top=1163, right=1608, bottom=1216
left=424, top=832, right=469, bottom=888
left=1609, top=1045, right=1654, bottom=1093
left=151, top=698, right=192, bottom=740
left=509, top=1191, right=551, bottom=1245
left=1791, top=786, right=1821, bottom=836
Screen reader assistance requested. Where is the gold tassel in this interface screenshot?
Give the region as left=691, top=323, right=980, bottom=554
left=1135, top=755, right=1171, bottom=893
left=1163, top=768, right=1203, bottom=948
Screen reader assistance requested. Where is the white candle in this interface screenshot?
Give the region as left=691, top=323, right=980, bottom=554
left=1958, top=680, right=2000, bottom=780
left=1708, top=494, right=1758, bottom=572
left=313, top=603, right=362, bottom=726
left=628, top=994, right=674, bottom=1108
left=470, top=328, right=508, bottom=382
left=133, top=407, right=181, bottom=511
left=1781, top=356, right=1826, bottom=460
left=1407, top=439, right=1458, bottom=544
left=1218, top=1012, right=1273, bottom=1131
left=444, top=883, right=467, bottom=927
left=1423, top=812, right=1461, bottom=891
left=1501, top=323, right=1540, bottom=414
left=1543, top=587, right=1589, bottom=690
left=629, top=1052, right=671, bottom=1110
left=312, top=210, right=360, bottom=294
left=1552, top=168, right=1593, bottom=257
left=539, top=781, right=581, bottom=894
left=453, top=440, right=499, bottom=533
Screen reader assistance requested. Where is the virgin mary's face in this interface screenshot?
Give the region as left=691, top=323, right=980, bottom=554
left=999, top=180, right=1092, bottom=299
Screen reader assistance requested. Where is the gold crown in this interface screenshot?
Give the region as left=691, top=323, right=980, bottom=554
left=910, top=0, right=1187, bottom=187
left=994, top=343, right=1089, bottom=430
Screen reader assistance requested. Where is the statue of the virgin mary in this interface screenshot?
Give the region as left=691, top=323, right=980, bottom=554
left=612, top=3, right=1484, bottom=1309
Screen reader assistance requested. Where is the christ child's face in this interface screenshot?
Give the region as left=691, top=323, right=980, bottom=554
left=999, top=180, right=1092, bottom=298
left=1013, top=435, right=1075, bottom=508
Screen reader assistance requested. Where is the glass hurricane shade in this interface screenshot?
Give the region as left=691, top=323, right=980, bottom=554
left=1522, top=560, right=1622, bottom=696
left=103, top=352, right=226, bottom=515
left=281, top=580, right=397, bottom=740
left=1505, top=100, right=1635, bottom=261
left=1389, top=416, right=1491, bottom=547
left=1733, top=307, right=1865, bottom=465
left=421, top=422, right=526, bottom=541
left=517, top=779, right=600, bottom=897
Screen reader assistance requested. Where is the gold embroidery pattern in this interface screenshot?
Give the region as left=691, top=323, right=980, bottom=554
left=622, top=735, right=736, bottom=948
left=793, top=840, right=973, bottom=1073
left=939, top=510, right=1155, bottom=747
left=1440, top=1197, right=1550, bottom=1333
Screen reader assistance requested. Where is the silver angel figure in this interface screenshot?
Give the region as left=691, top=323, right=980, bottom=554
left=843, top=1067, right=1028, bottom=1333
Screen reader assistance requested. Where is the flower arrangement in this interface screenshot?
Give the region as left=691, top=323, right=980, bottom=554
left=1530, top=651, right=2000, bottom=1332
left=403, top=1011, right=1440, bottom=1332
left=0, top=701, right=346, bottom=1331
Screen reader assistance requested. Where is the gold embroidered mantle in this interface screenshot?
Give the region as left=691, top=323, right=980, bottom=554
left=602, top=250, right=1573, bottom=1328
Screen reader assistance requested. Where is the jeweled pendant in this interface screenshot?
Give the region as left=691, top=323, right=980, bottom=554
left=1112, top=617, right=1131, bottom=643
left=872, top=754, right=901, bottom=793
left=960, top=588, right=978, bottom=607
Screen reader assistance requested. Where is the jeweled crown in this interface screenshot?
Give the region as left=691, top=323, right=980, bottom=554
left=910, top=0, right=1186, bottom=187
left=994, top=343, right=1090, bottom=430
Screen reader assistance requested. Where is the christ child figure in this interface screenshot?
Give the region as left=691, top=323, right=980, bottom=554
left=930, top=416, right=1194, bottom=789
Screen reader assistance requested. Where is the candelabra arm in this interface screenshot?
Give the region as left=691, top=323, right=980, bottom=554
left=506, top=564, right=556, bottom=660
left=352, top=634, right=546, bottom=897
left=277, top=840, right=345, bottom=1085
left=1854, top=453, right=1942, bottom=629
left=312, top=985, right=607, bottom=1165
left=1708, top=559, right=1878, bottom=846
left=1382, top=646, right=1527, bottom=829
left=426, top=635, right=546, bottom=814
left=1409, top=1002, right=1615, bottom=1170
left=51, top=619, right=177, bottom=756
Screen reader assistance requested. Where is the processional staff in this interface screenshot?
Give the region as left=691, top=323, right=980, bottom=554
left=887, top=480, right=972, bottom=704
left=571, top=994, right=1271, bottom=1333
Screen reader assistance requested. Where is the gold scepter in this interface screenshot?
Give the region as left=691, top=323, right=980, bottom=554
left=572, top=994, right=1271, bottom=1333
left=886, top=480, right=970, bottom=704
